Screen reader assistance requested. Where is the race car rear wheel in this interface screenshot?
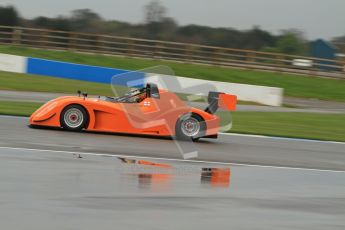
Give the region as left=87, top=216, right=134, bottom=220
left=60, top=104, right=88, bottom=131
left=176, top=113, right=206, bottom=141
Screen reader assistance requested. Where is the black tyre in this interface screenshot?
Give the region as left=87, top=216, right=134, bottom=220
left=175, top=113, right=206, bottom=141
left=60, top=104, right=88, bottom=131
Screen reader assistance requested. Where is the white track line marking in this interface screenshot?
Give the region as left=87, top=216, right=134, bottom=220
left=220, top=133, right=345, bottom=145
left=0, top=146, right=344, bottom=173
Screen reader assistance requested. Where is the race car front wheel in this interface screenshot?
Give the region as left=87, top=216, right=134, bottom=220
left=176, top=113, right=205, bottom=141
left=60, top=104, right=88, bottom=131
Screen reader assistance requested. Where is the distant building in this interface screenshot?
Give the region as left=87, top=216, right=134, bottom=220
left=310, top=39, right=337, bottom=71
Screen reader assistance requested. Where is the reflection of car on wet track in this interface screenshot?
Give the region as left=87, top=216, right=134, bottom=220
left=29, top=83, right=237, bottom=141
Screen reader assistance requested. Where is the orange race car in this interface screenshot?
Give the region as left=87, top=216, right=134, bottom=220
left=29, top=83, right=237, bottom=140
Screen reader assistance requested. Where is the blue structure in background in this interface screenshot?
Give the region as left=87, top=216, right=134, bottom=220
left=26, top=58, right=145, bottom=86
left=310, top=39, right=337, bottom=71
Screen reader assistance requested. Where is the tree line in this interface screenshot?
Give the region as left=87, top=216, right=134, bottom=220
left=0, top=2, right=338, bottom=56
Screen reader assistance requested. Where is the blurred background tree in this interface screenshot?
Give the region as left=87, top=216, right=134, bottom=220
left=32, top=16, right=71, bottom=31
left=70, top=9, right=102, bottom=32
left=144, top=0, right=166, bottom=23
left=0, top=5, right=20, bottom=26
left=0, top=2, right=326, bottom=56
left=275, top=30, right=308, bottom=55
left=262, top=30, right=309, bottom=55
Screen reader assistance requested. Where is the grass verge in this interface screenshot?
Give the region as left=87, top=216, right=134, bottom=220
left=231, top=112, right=345, bottom=142
left=1, top=100, right=344, bottom=142
left=0, top=101, right=43, bottom=116
left=0, top=45, right=345, bottom=102
left=0, top=71, right=113, bottom=95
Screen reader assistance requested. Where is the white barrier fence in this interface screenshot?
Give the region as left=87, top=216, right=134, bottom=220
left=146, top=74, right=283, bottom=106
left=0, top=54, right=26, bottom=73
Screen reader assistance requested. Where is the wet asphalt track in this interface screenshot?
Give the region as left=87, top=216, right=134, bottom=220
left=0, top=148, right=345, bottom=230
left=0, top=115, right=345, bottom=229
left=0, top=116, right=344, bottom=171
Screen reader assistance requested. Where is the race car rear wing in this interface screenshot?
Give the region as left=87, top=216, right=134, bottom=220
left=205, top=92, right=237, bottom=114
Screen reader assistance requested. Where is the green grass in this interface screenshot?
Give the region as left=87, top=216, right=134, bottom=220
left=1, top=45, right=345, bottom=102
left=1, top=100, right=344, bottom=142
left=231, top=112, right=345, bottom=142
left=0, top=101, right=43, bottom=116
left=0, top=71, right=113, bottom=95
